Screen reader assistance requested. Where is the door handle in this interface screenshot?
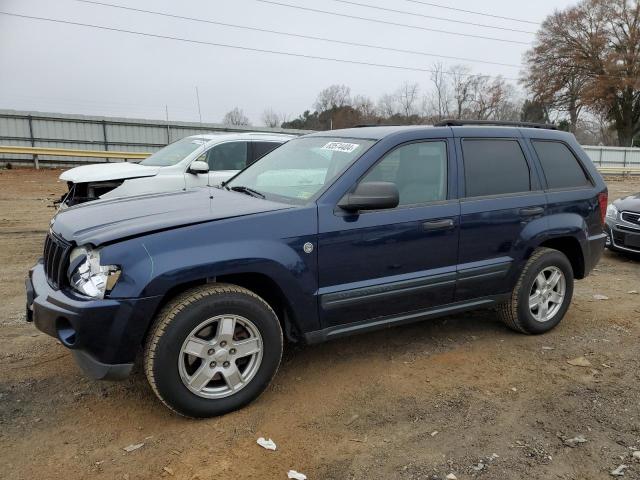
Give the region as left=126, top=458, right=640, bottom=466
left=519, top=207, right=544, bottom=216
left=422, top=218, right=455, bottom=231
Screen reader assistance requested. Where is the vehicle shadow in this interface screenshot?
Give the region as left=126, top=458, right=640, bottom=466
left=0, top=308, right=516, bottom=432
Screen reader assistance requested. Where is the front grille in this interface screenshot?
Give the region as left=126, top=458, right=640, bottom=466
left=621, top=211, right=640, bottom=225
left=43, top=232, right=72, bottom=289
left=612, top=227, right=640, bottom=251
left=618, top=224, right=640, bottom=233
left=612, top=230, right=626, bottom=244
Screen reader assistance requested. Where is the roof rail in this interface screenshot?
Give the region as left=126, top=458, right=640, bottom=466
left=352, top=123, right=410, bottom=128
left=434, top=119, right=557, bottom=130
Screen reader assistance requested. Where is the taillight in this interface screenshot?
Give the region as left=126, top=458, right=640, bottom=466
left=598, top=191, right=608, bottom=225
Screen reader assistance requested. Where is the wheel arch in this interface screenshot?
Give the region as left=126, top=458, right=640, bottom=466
left=143, top=271, right=304, bottom=345
left=535, top=235, right=586, bottom=279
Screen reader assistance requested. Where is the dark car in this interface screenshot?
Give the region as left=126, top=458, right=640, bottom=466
left=605, top=192, right=640, bottom=254
left=26, top=120, right=608, bottom=417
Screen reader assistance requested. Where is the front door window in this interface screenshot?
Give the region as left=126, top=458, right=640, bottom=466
left=207, top=142, right=249, bottom=171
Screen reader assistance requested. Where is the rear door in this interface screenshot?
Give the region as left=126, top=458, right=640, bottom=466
left=455, top=135, right=547, bottom=301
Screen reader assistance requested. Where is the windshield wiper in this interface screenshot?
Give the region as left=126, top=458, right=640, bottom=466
left=227, top=185, right=265, bottom=199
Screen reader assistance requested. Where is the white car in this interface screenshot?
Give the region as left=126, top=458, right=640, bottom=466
left=59, top=132, right=293, bottom=206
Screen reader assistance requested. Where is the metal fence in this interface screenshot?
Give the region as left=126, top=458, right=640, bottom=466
left=2, top=110, right=640, bottom=173
left=582, top=145, right=640, bottom=170
left=0, top=109, right=309, bottom=167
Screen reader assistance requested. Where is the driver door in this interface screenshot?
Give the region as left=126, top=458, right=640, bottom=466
left=208, top=141, right=250, bottom=186
left=317, top=140, right=460, bottom=328
left=184, top=141, right=250, bottom=189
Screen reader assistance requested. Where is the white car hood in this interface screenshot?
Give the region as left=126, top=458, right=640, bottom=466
left=59, top=162, right=162, bottom=183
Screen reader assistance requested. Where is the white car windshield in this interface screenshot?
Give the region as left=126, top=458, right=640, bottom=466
left=140, top=137, right=206, bottom=167
left=225, top=136, right=375, bottom=204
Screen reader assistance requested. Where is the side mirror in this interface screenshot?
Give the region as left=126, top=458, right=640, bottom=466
left=188, top=160, right=209, bottom=174
left=338, top=181, right=399, bottom=212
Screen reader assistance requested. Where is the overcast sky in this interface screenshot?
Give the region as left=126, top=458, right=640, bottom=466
left=0, top=0, right=577, bottom=125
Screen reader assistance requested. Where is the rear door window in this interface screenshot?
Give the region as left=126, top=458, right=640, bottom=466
left=250, top=141, right=281, bottom=164
left=531, top=140, right=591, bottom=189
left=206, top=141, right=249, bottom=171
left=462, top=139, right=531, bottom=197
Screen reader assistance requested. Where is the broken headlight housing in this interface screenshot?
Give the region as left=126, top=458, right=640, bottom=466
left=68, top=246, right=121, bottom=299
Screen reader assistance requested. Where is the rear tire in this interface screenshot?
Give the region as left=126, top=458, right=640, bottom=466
left=497, top=247, right=574, bottom=334
left=144, top=284, right=283, bottom=418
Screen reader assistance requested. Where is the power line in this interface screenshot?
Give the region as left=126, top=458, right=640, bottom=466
left=0, top=11, right=521, bottom=81
left=400, top=0, right=540, bottom=25
left=250, top=2, right=638, bottom=83
left=326, top=0, right=536, bottom=34
left=73, top=0, right=522, bottom=69
left=254, top=0, right=531, bottom=46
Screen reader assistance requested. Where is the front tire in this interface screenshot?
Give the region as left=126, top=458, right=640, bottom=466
left=497, top=247, right=574, bottom=334
left=144, top=284, right=283, bottom=418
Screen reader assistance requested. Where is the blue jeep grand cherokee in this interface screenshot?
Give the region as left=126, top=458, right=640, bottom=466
left=26, top=120, right=608, bottom=417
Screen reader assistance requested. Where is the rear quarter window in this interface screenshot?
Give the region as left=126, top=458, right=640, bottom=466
left=462, top=139, right=531, bottom=197
left=531, top=140, right=591, bottom=189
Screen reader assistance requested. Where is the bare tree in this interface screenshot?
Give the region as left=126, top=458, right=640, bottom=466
left=449, top=65, right=475, bottom=119
left=279, top=112, right=291, bottom=125
left=261, top=108, right=281, bottom=128
left=314, top=84, right=352, bottom=112
left=353, top=95, right=377, bottom=122
left=222, top=107, right=250, bottom=126
left=397, top=82, right=420, bottom=118
left=377, top=93, right=399, bottom=117
left=467, top=76, right=515, bottom=120
left=428, top=63, right=451, bottom=120
left=494, top=94, right=522, bottom=122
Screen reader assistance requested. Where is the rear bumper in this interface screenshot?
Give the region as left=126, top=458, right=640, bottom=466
left=584, top=231, right=607, bottom=275
left=26, top=260, right=162, bottom=380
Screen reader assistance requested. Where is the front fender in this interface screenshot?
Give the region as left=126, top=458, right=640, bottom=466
left=100, top=174, right=185, bottom=200
left=101, top=207, right=319, bottom=332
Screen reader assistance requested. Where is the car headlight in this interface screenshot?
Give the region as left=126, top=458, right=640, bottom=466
left=67, top=246, right=121, bottom=298
left=606, top=204, right=618, bottom=219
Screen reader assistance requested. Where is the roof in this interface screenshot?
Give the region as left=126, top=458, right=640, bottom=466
left=305, top=123, right=571, bottom=141
left=306, top=125, right=436, bottom=140
left=190, top=132, right=296, bottom=142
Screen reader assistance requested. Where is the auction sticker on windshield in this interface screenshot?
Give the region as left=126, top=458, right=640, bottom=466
left=321, top=142, right=360, bottom=153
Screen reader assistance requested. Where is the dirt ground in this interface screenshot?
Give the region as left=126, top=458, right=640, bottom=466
left=0, top=168, right=639, bottom=480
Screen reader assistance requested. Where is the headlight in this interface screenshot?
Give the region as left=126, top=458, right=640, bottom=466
left=606, top=204, right=618, bottom=219
left=68, top=246, right=121, bottom=298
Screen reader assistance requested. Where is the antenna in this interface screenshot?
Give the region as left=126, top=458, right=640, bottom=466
left=165, top=105, right=170, bottom=144
left=195, top=86, right=202, bottom=124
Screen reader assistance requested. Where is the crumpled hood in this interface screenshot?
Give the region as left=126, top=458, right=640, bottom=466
left=51, top=187, right=292, bottom=246
left=59, top=162, right=161, bottom=183
left=613, top=192, right=640, bottom=212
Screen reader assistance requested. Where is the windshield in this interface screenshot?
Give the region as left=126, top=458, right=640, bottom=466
left=226, top=137, right=375, bottom=204
left=140, top=137, right=206, bottom=167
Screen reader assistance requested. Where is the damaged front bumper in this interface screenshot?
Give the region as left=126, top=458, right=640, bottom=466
left=26, top=260, right=162, bottom=380
left=59, top=179, right=126, bottom=207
